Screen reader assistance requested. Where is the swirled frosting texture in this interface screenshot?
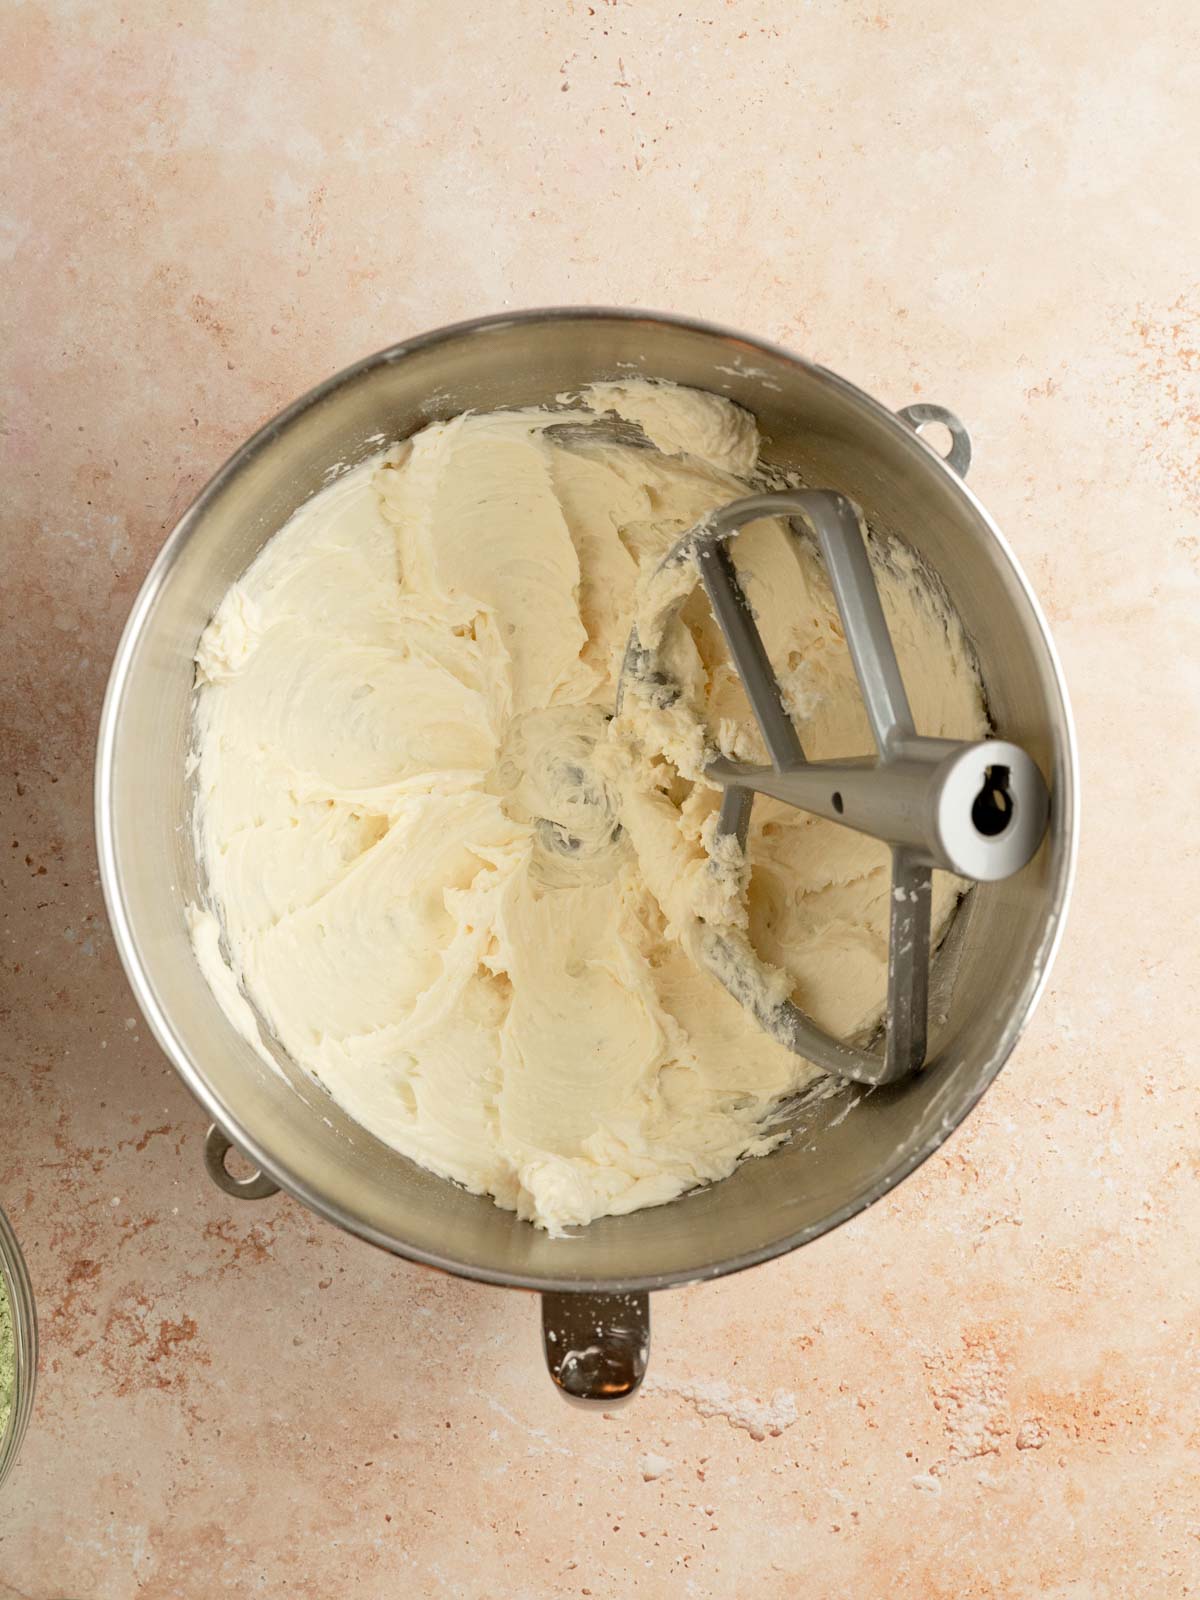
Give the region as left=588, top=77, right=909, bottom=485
left=190, top=383, right=986, bottom=1232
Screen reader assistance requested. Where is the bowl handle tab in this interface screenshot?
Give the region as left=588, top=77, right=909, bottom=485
left=541, top=1290, right=650, bottom=1407
left=897, top=403, right=972, bottom=478
left=203, top=1123, right=281, bottom=1202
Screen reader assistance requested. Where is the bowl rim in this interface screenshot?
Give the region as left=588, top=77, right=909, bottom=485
left=94, top=306, right=1080, bottom=1293
left=0, top=1202, right=38, bottom=1491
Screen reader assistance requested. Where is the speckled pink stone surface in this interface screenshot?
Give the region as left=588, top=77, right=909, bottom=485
left=3, top=3, right=1199, bottom=1595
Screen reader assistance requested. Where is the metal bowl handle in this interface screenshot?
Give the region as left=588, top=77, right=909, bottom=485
left=541, top=1290, right=650, bottom=1405
left=204, top=1123, right=281, bottom=1201
left=897, top=402, right=972, bottom=478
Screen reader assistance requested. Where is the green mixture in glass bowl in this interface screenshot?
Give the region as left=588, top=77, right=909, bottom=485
left=0, top=1203, right=36, bottom=1490
left=0, top=1273, right=13, bottom=1443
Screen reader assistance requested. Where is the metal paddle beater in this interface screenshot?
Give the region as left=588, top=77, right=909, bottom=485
left=617, top=490, right=1051, bottom=1087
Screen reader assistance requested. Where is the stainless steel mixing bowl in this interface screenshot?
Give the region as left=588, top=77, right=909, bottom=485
left=96, top=309, right=1078, bottom=1401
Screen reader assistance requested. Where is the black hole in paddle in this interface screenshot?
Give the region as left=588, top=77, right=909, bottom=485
left=832, top=792, right=844, bottom=814
left=972, top=765, right=1012, bottom=837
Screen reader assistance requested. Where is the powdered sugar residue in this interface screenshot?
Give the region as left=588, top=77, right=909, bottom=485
left=644, top=1375, right=799, bottom=1440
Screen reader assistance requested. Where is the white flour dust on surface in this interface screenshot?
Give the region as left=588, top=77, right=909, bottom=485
left=644, top=1375, right=800, bottom=1440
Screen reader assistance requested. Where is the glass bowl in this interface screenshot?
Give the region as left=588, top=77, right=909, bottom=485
left=0, top=1201, right=37, bottom=1491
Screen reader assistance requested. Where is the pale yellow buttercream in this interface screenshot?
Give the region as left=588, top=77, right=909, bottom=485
left=190, top=383, right=986, bottom=1232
